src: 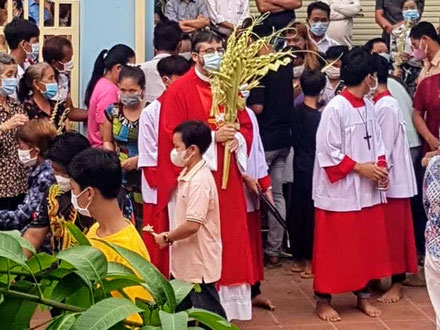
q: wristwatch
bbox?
[164,233,174,245]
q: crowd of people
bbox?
[0,0,440,327]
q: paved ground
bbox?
[234,263,437,330]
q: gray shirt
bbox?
[375,0,424,25]
[165,0,209,22]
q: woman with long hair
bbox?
[285,22,322,70]
[84,44,135,147]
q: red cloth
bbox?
[372,90,392,103]
[313,205,392,294]
[383,198,418,275]
[340,89,365,108]
[156,68,255,286]
[142,203,170,277]
[413,73,440,154]
[247,211,264,284]
[324,156,356,183]
[258,176,272,192]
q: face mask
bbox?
[378,52,391,62]
[403,9,420,22]
[58,60,74,74]
[55,175,71,192]
[120,93,142,107]
[310,22,329,37]
[170,148,192,167]
[71,188,92,217]
[18,149,37,167]
[0,78,18,96]
[25,42,39,62]
[42,82,58,100]
[293,65,304,78]
[326,66,340,80]
[366,75,378,97]
[203,52,223,72]
[412,40,427,61]
[179,52,192,61]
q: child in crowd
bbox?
[68,148,152,322]
[153,120,226,318]
[23,132,93,255]
[0,118,56,230]
[290,70,326,278]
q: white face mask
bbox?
[293,65,305,79]
[71,188,92,217]
[326,66,341,80]
[18,149,37,167]
[179,52,192,61]
[55,175,71,192]
[58,60,74,74]
[170,148,191,167]
[366,75,378,98]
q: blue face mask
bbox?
[0,78,18,96]
[310,22,329,37]
[26,42,39,62]
[402,9,420,22]
[42,82,58,100]
[203,52,223,72]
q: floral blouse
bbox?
[0,98,28,199]
[23,96,67,131]
[423,155,440,258]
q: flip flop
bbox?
[300,271,314,279]
[291,264,305,273]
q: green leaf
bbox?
[0,232,28,266]
[27,252,58,273]
[47,313,79,330]
[72,297,142,330]
[57,246,108,282]
[0,281,39,330]
[140,326,162,330]
[108,262,135,277]
[95,240,176,311]
[170,280,194,306]
[1,230,36,255]
[65,222,91,246]
[187,327,204,330]
[65,286,93,309]
[187,308,239,330]
[51,273,86,302]
[102,277,143,293]
[159,310,188,330]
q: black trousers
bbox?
[288,185,315,261]
[177,282,226,320]
[0,194,25,211]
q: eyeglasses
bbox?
[198,48,225,55]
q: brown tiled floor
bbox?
[234,263,437,330]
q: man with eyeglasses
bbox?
[155,30,255,321]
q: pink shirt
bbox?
[171,160,222,284]
[87,77,119,147]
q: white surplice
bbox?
[313,93,386,212]
[374,94,417,198]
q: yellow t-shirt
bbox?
[87,221,152,323]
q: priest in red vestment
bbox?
[156,31,255,321]
[312,48,392,322]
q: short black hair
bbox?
[4,18,39,50]
[68,149,122,200]
[173,120,212,155]
[118,66,146,90]
[191,30,223,52]
[300,70,326,96]
[364,37,387,53]
[326,45,349,61]
[341,47,375,87]
[47,132,91,170]
[154,20,182,52]
[307,1,330,19]
[43,36,72,64]
[372,54,389,85]
[409,21,440,43]
[157,55,191,78]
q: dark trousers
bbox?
[251,282,261,299]
[315,286,370,302]
[411,150,428,257]
[177,282,226,320]
[0,194,25,211]
[289,185,315,261]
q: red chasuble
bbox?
[156,68,255,286]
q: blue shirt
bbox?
[29,0,52,25]
[423,155,440,258]
[0,160,55,231]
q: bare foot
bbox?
[357,298,382,317]
[252,295,275,311]
[316,301,341,322]
[378,283,403,304]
